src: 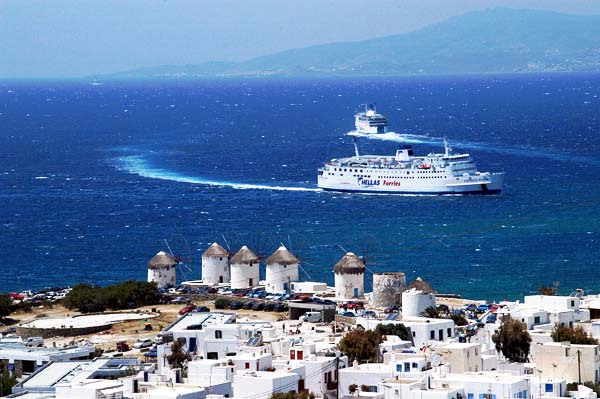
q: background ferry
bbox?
[355,104,388,134]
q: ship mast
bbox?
[444,137,452,157]
[353,137,360,158]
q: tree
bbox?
[338,329,381,363]
[167,338,191,369]
[62,284,106,313]
[419,306,441,318]
[63,281,160,313]
[492,318,531,362]
[538,286,556,296]
[0,362,17,396]
[214,298,230,309]
[0,294,12,319]
[374,323,410,341]
[450,313,468,326]
[552,325,598,345]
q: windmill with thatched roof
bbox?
[333,252,365,300]
[230,246,260,289]
[201,242,230,285]
[265,245,299,293]
[147,251,177,289]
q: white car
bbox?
[133,339,153,349]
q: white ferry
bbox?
[355,104,388,134]
[317,140,504,194]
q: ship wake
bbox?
[113,155,321,192]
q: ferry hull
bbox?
[318,173,504,195]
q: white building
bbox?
[201,243,230,286]
[55,379,125,399]
[333,252,365,299]
[434,372,530,399]
[531,341,600,383]
[265,246,299,294]
[230,246,260,289]
[355,317,455,349]
[434,343,482,373]
[232,369,303,399]
[158,312,242,363]
[147,251,177,289]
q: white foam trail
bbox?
[115,155,321,192]
[348,131,600,166]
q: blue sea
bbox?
[1,74,599,301]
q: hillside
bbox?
[107,8,600,78]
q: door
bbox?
[249,278,253,287]
[189,337,197,352]
[219,276,224,284]
[353,288,359,298]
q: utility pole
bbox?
[577,350,582,384]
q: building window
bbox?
[534,316,540,324]
[467,394,474,399]
[215,330,222,339]
[245,362,250,369]
[430,330,435,339]
[447,328,452,337]
[545,384,553,393]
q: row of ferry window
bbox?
[334,167,446,174]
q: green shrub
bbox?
[214,298,231,309]
[63,281,159,313]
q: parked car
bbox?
[299,312,321,323]
[171,296,189,304]
[476,304,490,313]
[133,339,153,349]
[206,287,218,294]
[263,303,276,312]
[116,341,130,352]
[273,303,288,312]
[339,311,355,317]
[229,301,243,310]
[195,306,210,312]
[360,310,377,318]
[178,304,196,315]
[486,314,497,324]
[243,301,254,310]
[25,336,44,347]
[252,302,264,311]
[384,305,400,314]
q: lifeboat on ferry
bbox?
[418,163,431,169]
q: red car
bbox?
[178,304,196,315]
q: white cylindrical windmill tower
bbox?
[333,252,365,300]
[201,242,230,285]
[265,245,299,293]
[230,246,260,289]
[147,251,177,289]
[402,277,436,318]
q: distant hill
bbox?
[106,8,600,79]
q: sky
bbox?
[2,0,600,78]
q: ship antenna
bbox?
[444,137,451,157]
[352,137,360,158]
